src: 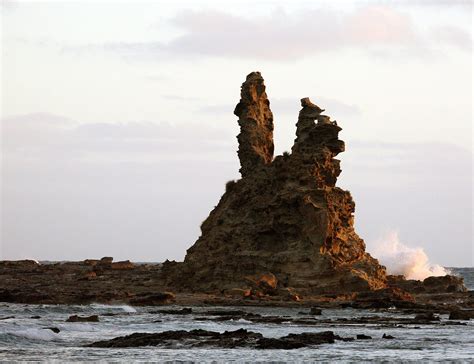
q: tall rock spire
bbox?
[164,73,387,296]
[234,72,274,177]
[292,97,345,187]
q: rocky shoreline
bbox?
[1,259,472,317]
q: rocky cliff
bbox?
[164,72,387,294]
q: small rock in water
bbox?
[382,333,395,339]
[256,338,305,350]
[66,315,99,322]
[309,307,322,315]
[448,310,473,320]
[153,307,192,315]
[414,312,439,321]
[30,315,41,319]
[44,327,60,334]
[356,334,372,340]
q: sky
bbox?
[0,0,472,267]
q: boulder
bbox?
[99,257,113,266]
[423,275,467,293]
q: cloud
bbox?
[2,113,472,265]
[0,0,19,11]
[198,97,362,119]
[2,113,236,163]
[431,25,473,49]
[72,5,471,61]
[1,112,240,261]
[161,94,201,102]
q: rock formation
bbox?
[164,72,387,294]
[234,72,274,177]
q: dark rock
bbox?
[87,329,263,349]
[100,257,113,264]
[153,308,192,315]
[383,333,395,339]
[423,275,467,293]
[354,287,415,308]
[448,310,473,320]
[87,328,341,350]
[310,307,322,315]
[30,316,41,319]
[44,327,60,333]
[356,334,372,340]
[129,292,175,306]
[66,315,99,322]
[256,338,305,349]
[414,312,439,321]
[282,331,338,345]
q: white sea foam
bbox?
[8,328,58,341]
[90,303,137,313]
[369,231,449,281]
[118,305,137,313]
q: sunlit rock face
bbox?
[166,72,387,294]
[234,72,274,178]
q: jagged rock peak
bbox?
[291,97,345,188]
[300,97,325,115]
[233,72,274,177]
[292,97,344,157]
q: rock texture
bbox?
[87,328,345,349]
[234,72,274,177]
[165,72,387,294]
[0,259,173,305]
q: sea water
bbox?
[0,267,473,362]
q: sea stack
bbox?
[234,71,274,177]
[165,72,387,294]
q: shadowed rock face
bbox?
[164,72,387,294]
[234,72,274,177]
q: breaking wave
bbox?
[369,231,449,281]
[90,303,137,313]
[2,328,58,342]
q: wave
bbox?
[90,304,137,313]
[369,231,449,281]
[1,328,58,342]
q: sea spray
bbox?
[369,231,449,280]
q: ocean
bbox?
[0,267,472,362]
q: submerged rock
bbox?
[66,315,99,322]
[153,308,192,315]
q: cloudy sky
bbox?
[1,0,472,266]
